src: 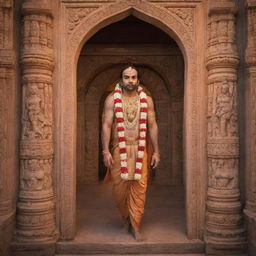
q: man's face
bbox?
[121,67,139,91]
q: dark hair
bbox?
[120,65,140,79]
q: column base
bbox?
[0,211,16,256]
[11,241,56,256]
[244,209,256,256]
[205,238,247,255]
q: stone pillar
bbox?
[0,0,18,255]
[14,0,57,250]
[244,1,256,255]
[205,0,247,254]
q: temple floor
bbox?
[76,184,187,243]
[55,184,204,255]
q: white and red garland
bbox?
[114,83,148,180]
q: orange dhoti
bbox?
[110,141,148,230]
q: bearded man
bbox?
[101,65,160,241]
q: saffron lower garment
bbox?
[110,142,148,230]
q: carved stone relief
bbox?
[208,158,238,190]
[23,14,53,52]
[165,7,194,33]
[66,7,99,35]
[207,14,237,57]
[15,1,57,243]
[205,1,246,254]
[207,79,238,138]
[20,159,52,191]
[22,83,52,140]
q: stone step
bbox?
[56,254,205,256]
[56,241,205,255]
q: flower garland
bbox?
[114,83,148,180]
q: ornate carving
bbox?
[206,212,242,226]
[22,83,52,140]
[17,210,54,226]
[215,83,234,136]
[208,158,238,190]
[23,14,53,51]
[207,140,239,157]
[16,5,57,242]
[66,7,98,35]
[205,2,246,253]
[61,0,199,239]
[207,14,237,59]
[20,140,53,158]
[206,56,239,70]
[20,159,52,191]
[207,79,238,138]
[165,7,194,33]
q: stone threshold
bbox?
[56,254,205,256]
[56,240,205,255]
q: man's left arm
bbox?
[147,96,160,169]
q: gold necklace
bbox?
[122,94,140,128]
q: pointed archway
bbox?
[56,0,206,241]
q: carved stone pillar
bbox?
[14,0,57,246]
[205,1,247,254]
[244,1,256,255]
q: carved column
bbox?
[244,1,256,255]
[205,1,247,254]
[15,0,57,244]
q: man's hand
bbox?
[103,151,114,168]
[151,153,160,169]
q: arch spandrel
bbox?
[65,1,196,63]
[58,0,204,240]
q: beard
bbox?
[120,81,139,92]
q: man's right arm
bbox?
[101,94,114,168]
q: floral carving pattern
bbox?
[67,7,98,35]
[166,7,194,33]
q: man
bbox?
[101,65,160,241]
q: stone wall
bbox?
[0,0,19,255]
[244,0,256,255]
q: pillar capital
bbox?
[247,0,256,8]
[208,0,238,16]
[21,0,53,16]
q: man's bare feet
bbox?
[129,225,144,241]
[121,218,130,233]
[134,230,144,242]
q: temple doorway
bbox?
[75,16,190,244]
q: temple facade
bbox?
[0,0,256,255]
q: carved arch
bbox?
[57,0,203,240]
